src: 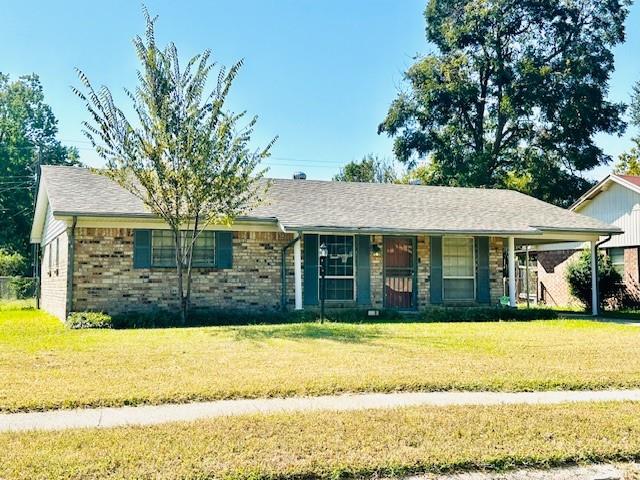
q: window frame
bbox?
[318,234,357,302]
[442,236,476,302]
[150,230,216,269]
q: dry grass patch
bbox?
[2,402,640,479]
[2,309,640,411]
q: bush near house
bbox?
[66,312,113,329]
[65,307,558,329]
[420,306,558,322]
[566,249,622,309]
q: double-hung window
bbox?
[443,237,475,301]
[151,230,216,268]
[609,247,625,277]
[320,235,355,301]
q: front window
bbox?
[151,230,216,268]
[320,235,355,301]
[609,247,625,277]
[443,237,475,301]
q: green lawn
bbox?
[2,401,640,479]
[2,308,640,412]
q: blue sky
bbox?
[1,0,639,181]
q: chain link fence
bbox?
[0,276,36,300]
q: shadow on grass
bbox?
[231,322,382,344]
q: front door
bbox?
[383,237,416,309]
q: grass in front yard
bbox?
[0,298,34,311]
[2,401,640,479]
[2,309,640,412]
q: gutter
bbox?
[52,211,279,224]
[65,216,77,318]
[281,235,300,311]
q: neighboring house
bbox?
[537,174,640,308]
[30,166,620,320]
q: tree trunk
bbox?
[184,215,199,324]
[174,228,186,326]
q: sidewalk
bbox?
[2,389,640,432]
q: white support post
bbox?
[294,233,302,310]
[591,239,598,316]
[508,236,516,307]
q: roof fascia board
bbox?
[68,215,281,232]
[29,179,48,244]
[282,226,542,236]
[282,226,611,242]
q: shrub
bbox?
[66,312,113,329]
[0,249,26,277]
[419,306,558,323]
[565,248,621,310]
[109,308,405,329]
[8,277,36,299]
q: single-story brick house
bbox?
[31,166,620,320]
[537,174,640,307]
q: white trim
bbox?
[442,236,476,302]
[591,240,598,315]
[293,233,302,310]
[508,236,516,307]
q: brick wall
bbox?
[621,247,640,304]
[537,249,582,307]
[536,247,640,309]
[417,235,430,307]
[489,237,504,305]
[40,231,69,319]
[72,228,296,315]
[370,235,384,308]
[61,229,508,316]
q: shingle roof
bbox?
[40,165,620,236]
[617,174,640,187]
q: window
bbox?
[443,237,475,301]
[320,235,355,301]
[609,247,625,277]
[151,230,216,268]
[152,230,176,267]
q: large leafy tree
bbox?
[333,154,398,183]
[74,10,273,322]
[379,0,629,207]
[0,74,79,259]
[614,81,640,176]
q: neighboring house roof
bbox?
[571,174,640,211]
[31,165,620,242]
[616,175,640,188]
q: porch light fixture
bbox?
[371,243,382,257]
[319,243,328,323]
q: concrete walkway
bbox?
[2,389,640,432]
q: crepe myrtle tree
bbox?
[73,9,275,323]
